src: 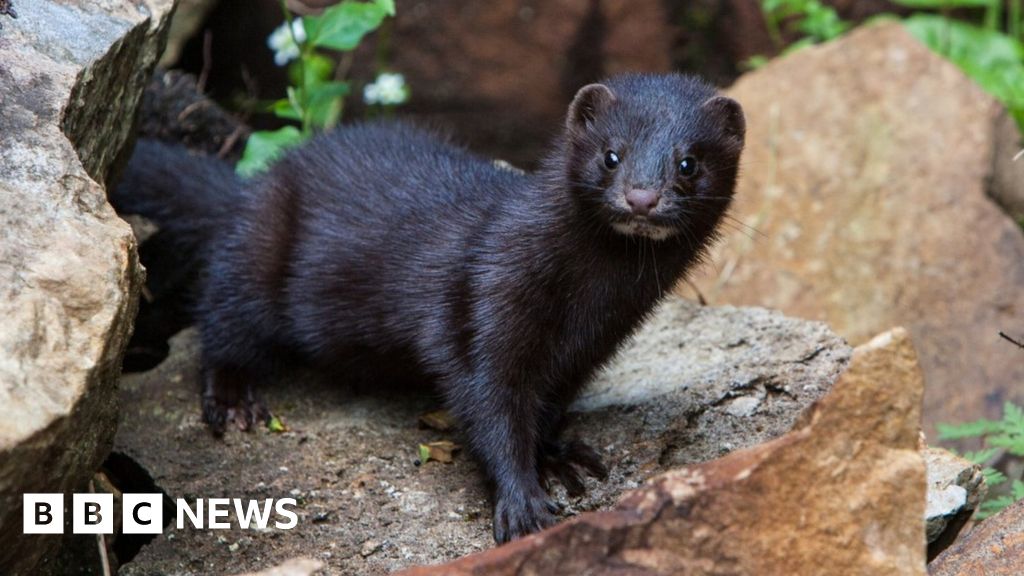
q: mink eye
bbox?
[678,156,699,177]
[604,150,620,170]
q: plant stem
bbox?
[279,0,311,133]
[984,0,1001,31]
[1011,0,1022,40]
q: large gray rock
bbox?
[684,23,1024,435]
[924,447,985,558]
[0,1,174,574]
[117,297,849,575]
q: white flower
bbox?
[267,19,306,67]
[363,72,409,106]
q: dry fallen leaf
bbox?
[418,440,460,464]
[418,410,456,431]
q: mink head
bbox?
[562,73,745,242]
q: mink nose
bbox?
[625,189,660,216]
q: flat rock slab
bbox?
[0,1,172,574]
[116,297,849,575]
[684,22,1024,434]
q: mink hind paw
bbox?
[199,391,270,432]
[492,486,560,544]
[200,370,271,436]
[201,393,271,436]
[539,439,609,497]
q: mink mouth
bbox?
[609,217,678,241]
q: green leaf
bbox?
[892,0,995,7]
[982,466,1008,488]
[1005,402,1024,426]
[978,495,1015,518]
[376,0,396,16]
[780,36,818,57]
[304,0,390,52]
[236,126,305,177]
[299,53,335,89]
[271,98,302,121]
[903,13,1024,62]
[797,3,849,40]
[303,81,351,130]
[267,415,287,433]
[901,12,1024,117]
[936,418,1004,440]
[988,433,1024,456]
[1013,479,1024,500]
[962,447,1000,465]
[743,55,771,70]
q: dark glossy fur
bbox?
[111,73,745,543]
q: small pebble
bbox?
[360,539,382,557]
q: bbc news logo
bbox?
[24,494,298,534]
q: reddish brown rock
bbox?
[399,328,927,576]
[929,498,1024,575]
[683,23,1024,434]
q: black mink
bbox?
[111,73,746,543]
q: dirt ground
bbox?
[107,298,848,575]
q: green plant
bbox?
[938,401,1024,518]
[761,0,851,53]
[237,0,404,177]
[899,7,1024,129]
[745,0,852,69]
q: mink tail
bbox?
[109,139,246,367]
[110,138,246,252]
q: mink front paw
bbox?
[492,486,559,544]
[539,439,609,497]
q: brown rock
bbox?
[0,0,173,574]
[929,498,1024,575]
[399,328,927,575]
[683,23,1024,434]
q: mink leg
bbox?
[200,365,270,436]
[448,371,557,543]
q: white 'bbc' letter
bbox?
[123,493,165,534]
[73,493,114,534]
[23,494,64,534]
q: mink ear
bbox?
[701,96,746,144]
[567,83,616,134]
